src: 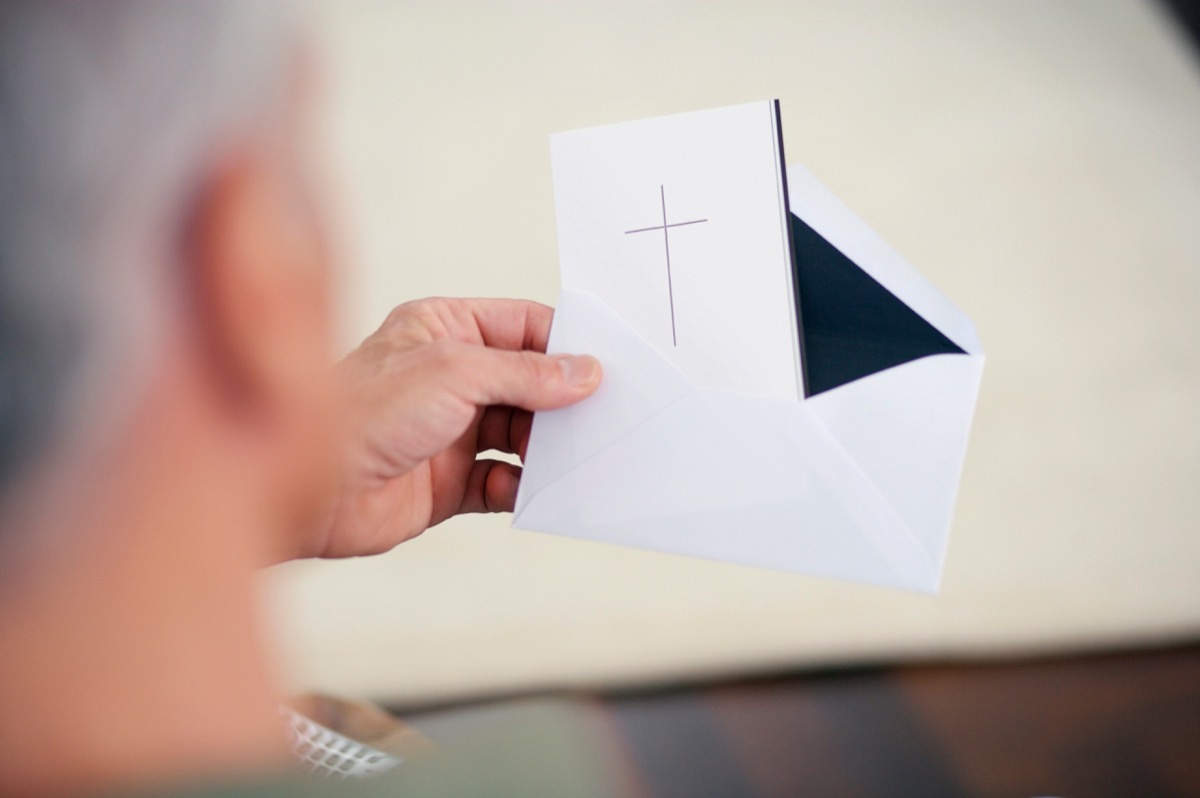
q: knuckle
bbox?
[518,351,559,386]
[422,339,461,371]
[383,303,407,327]
[384,298,449,340]
[384,299,422,327]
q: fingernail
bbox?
[557,354,599,387]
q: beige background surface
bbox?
[265,1,1200,706]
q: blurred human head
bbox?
[0,1,338,560]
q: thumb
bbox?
[441,343,602,411]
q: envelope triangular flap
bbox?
[517,388,939,591]
[792,212,965,396]
[787,165,982,358]
[806,353,984,568]
[513,289,693,510]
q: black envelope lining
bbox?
[790,213,966,397]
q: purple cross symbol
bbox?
[625,185,707,346]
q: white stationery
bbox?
[514,101,984,592]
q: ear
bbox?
[187,146,331,417]
[183,142,339,525]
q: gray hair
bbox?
[0,2,295,501]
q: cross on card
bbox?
[624,185,707,347]
[549,100,804,400]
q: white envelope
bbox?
[514,162,984,593]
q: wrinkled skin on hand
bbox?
[304,298,601,559]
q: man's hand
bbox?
[302,298,600,559]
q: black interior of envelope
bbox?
[791,213,966,397]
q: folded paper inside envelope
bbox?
[514,105,983,592]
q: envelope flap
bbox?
[791,210,967,396]
[787,164,982,356]
[808,352,985,566]
[514,288,694,513]
[517,389,939,591]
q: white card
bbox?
[516,159,984,591]
[550,100,803,400]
